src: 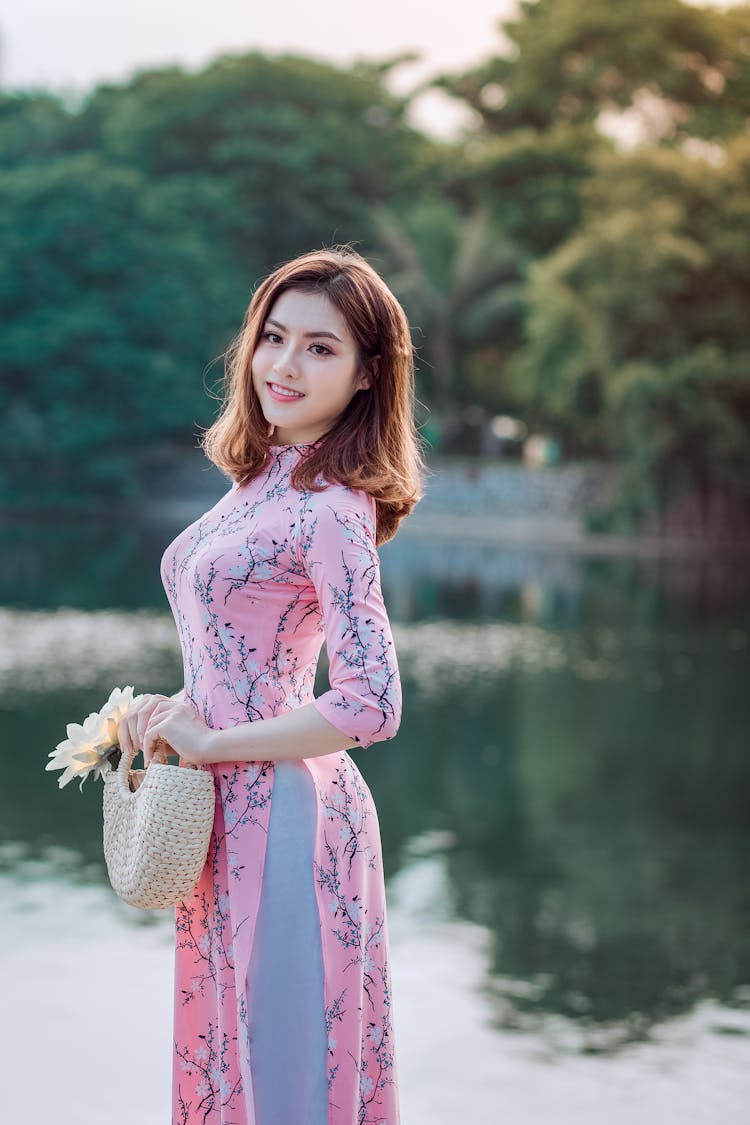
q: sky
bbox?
[0,0,520,139]
[0,0,742,140]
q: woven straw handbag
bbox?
[102,740,215,910]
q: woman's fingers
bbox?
[141,702,178,766]
[118,694,171,761]
[137,698,173,747]
[142,719,173,768]
[144,738,170,768]
[119,696,150,758]
[117,706,138,756]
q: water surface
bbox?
[1,515,748,1122]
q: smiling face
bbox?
[251,288,372,445]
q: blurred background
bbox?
[1,1,749,1122]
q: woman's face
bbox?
[251,288,371,445]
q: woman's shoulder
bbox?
[305,477,375,515]
[301,480,377,544]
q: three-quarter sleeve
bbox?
[299,490,402,749]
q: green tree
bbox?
[371,198,526,434]
[450,123,604,259]
[73,52,439,269]
[429,0,750,142]
[0,91,73,167]
[0,53,441,507]
[0,153,243,507]
[510,139,750,529]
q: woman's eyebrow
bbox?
[266,317,342,342]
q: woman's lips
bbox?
[267,381,305,402]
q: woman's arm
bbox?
[187,493,402,767]
[206,702,359,763]
[204,497,402,765]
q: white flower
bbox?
[45,685,145,792]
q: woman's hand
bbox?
[118,693,177,766]
[142,698,215,768]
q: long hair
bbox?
[200,244,429,545]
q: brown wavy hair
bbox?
[200,244,429,545]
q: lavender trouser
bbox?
[245,759,328,1125]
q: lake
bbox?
[1,512,749,1124]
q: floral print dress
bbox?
[159,439,402,1125]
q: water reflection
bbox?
[1,517,748,1083]
[6,839,747,1124]
[3,514,750,615]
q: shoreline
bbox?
[2,498,750,557]
[391,512,750,557]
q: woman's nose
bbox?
[272,342,301,375]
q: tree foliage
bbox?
[371,197,526,422]
[509,138,750,527]
[1,2,749,534]
[427,0,750,530]
[0,152,244,504]
[431,0,750,142]
[0,53,438,507]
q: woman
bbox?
[117,245,426,1125]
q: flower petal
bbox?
[71,749,99,766]
[58,764,78,788]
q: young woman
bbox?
[118,245,426,1125]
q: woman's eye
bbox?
[261,331,331,356]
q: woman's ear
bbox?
[359,354,380,391]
